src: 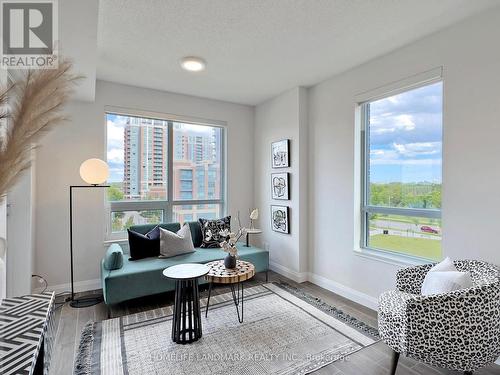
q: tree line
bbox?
[369,182,441,209]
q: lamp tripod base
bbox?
[69,295,103,308]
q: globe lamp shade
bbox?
[79,158,109,185]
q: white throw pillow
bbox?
[427,257,457,273]
[159,225,195,258]
[421,258,473,296]
[421,271,473,296]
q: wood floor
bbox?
[51,271,500,375]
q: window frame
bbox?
[104,107,226,239]
[358,71,443,262]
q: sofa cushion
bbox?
[128,229,160,260]
[145,225,161,241]
[159,225,195,258]
[130,223,180,236]
[103,244,123,270]
[130,222,202,247]
[186,221,203,247]
[199,216,231,248]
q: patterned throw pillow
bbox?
[199,216,231,248]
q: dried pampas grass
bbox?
[0,59,78,201]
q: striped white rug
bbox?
[74,283,378,375]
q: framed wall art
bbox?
[271,139,289,168]
[271,172,289,200]
[271,205,289,234]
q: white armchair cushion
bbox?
[421,270,473,296]
[428,256,456,272]
[421,257,473,295]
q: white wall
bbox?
[0,199,6,300]
[35,80,254,291]
[0,200,5,240]
[6,167,35,296]
[254,87,308,281]
[305,8,500,307]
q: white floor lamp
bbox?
[69,158,109,308]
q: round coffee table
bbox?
[163,263,209,344]
[204,260,255,323]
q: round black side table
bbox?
[163,263,209,344]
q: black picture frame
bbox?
[271,205,289,234]
[271,139,290,168]
[271,172,289,200]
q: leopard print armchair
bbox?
[378,260,500,374]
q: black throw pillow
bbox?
[199,216,231,248]
[145,225,160,241]
[128,227,160,260]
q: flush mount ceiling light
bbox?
[180,56,206,72]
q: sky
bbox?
[107,114,126,183]
[368,81,443,183]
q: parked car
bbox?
[421,225,439,234]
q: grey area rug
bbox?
[74,283,379,375]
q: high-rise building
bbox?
[123,117,168,200]
[122,120,221,214]
[172,123,221,202]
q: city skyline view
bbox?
[106,113,223,230]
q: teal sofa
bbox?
[100,222,269,306]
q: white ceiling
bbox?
[60,0,99,101]
[96,0,499,106]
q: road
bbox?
[370,219,441,240]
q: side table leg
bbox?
[172,280,181,342]
[187,280,193,343]
[181,280,187,343]
[193,279,202,338]
[230,283,240,306]
[205,282,212,318]
[240,282,244,322]
[230,282,245,323]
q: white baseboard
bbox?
[269,261,308,283]
[269,260,378,311]
[33,278,101,295]
[308,273,378,311]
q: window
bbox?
[106,112,224,234]
[360,80,443,261]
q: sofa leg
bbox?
[266,270,269,283]
[107,306,112,319]
[389,350,399,375]
[464,372,473,375]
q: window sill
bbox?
[104,238,128,246]
[354,247,431,268]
